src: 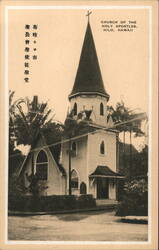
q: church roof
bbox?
[18,131,66,177]
[89,166,124,178]
[69,21,109,100]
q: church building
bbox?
[18,17,123,200]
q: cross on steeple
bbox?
[69,11,110,101]
[86,10,92,22]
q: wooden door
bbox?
[97,178,109,199]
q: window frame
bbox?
[36,150,48,180]
[71,169,79,189]
[100,102,104,116]
[100,141,105,155]
[73,102,77,116]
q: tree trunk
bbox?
[130,129,132,172]
[123,131,125,169]
[68,138,72,195]
[31,153,34,175]
[123,131,125,153]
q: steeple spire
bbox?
[69,15,109,101]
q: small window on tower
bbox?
[100,103,104,116]
[74,103,77,115]
[100,141,105,155]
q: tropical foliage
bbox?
[9,91,63,194]
[63,108,95,138]
[116,179,148,216]
[9,92,148,214]
[10,93,54,146]
[119,144,148,178]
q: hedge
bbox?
[8,194,96,212]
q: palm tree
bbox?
[9,91,25,179]
[107,101,147,169]
[9,90,18,149]
[12,95,54,145]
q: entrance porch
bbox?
[89,165,124,200]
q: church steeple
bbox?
[69,18,109,101]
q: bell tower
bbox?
[68,14,110,127]
[62,13,119,198]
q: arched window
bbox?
[71,169,79,188]
[72,141,77,156]
[100,141,105,154]
[36,150,48,180]
[74,102,77,116]
[80,182,87,194]
[100,102,104,116]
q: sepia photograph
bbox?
[0,1,158,248]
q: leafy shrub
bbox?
[8,194,96,212]
[77,195,96,209]
[116,179,148,216]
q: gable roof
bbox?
[89,165,124,178]
[18,131,66,177]
[69,21,109,100]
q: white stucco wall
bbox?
[61,129,117,199]
[88,130,117,175]
[61,136,88,194]
[89,179,96,197]
[70,95,108,127]
[109,180,116,200]
[23,136,66,196]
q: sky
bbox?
[8,7,149,150]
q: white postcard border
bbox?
[4,4,152,246]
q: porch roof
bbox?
[89,166,124,178]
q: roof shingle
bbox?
[90,165,124,178]
[69,22,109,100]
